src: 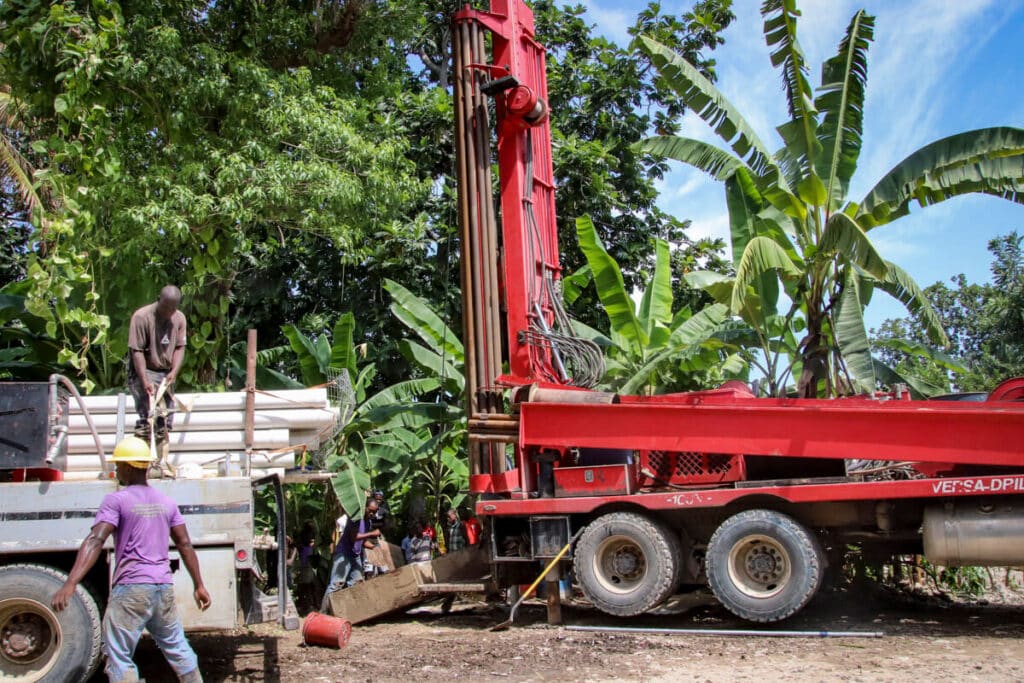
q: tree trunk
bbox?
[797,293,829,398]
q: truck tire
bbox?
[0,564,103,683]
[706,509,824,623]
[574,512,681,616]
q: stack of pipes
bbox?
[59,388,339,480]
[453,15,508,477]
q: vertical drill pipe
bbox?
[467,21,490,412]
[472,25,503,477]
[244,329,257,476]
[468,21,498,472]
[454,19,482,476]
[475,26,502,411]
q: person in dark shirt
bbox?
[127,285,186,476]
[321,500,381,610]
[370,490,390,532]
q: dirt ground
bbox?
[124,586,1024,683]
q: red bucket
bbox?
[302,612,352,649]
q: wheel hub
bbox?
[747,545,784,580]
[2,613,51,663]
[611,548,642,577]
[593,535,649,593]
[727,534,792,599]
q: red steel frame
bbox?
[455,0,562,386]
[456,0,1024,518]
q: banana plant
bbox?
[638,2,1024,397]
[572,215,737,394]
[327,283,468,518]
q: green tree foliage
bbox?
[2,0,737,400]
[1,0,429,389]
[639,3,1024,397]
[874,232,1024,392]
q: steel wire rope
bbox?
[520,129,604,387]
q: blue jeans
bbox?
[103,583,200,683]
[320,553,363,611]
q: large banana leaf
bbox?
[281,323,326,385]
[858,127,1024,227]
[833,268,874,393]
[872,359,946,399]
[570,319,613,348]
[762,0,820,179]
[357,377,442,414]
[684,270,734,305]
[619,304,730,395]
[637,36,777,179]
[725,168,766,268]
[329,312,357,378]
[875,261,948,346]
[398,339,465,393]
[576,215,647,350]
[731,236,800,314]
[331,459,372,518]
[638,238,673,338]
[819,213,888,279]
[814,10,873,211]
[639,136,747,181]
[873,337,967,374]
[384,279,464,361]
[561,265,592,306]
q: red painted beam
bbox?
[519,400,1024,467]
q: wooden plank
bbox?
[328,546,488,625]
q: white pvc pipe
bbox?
[67,429,291,454]
[59,466,291,481]
[288,428,333,449]
[61,450,297,472]
[67,407,338,434]
[68,388,330,414]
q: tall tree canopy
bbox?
[874,232,1024,393]
[1,0,734,393]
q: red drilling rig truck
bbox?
[451,0,1024,623]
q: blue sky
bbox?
[575,0,1024,329]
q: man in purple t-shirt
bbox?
[52,437,210,682]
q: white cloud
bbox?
[576,0,633,47]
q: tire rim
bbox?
[592,534,648,594]
[0,598,62,680]
[726,534,791,599]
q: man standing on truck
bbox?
[51,436,211,683]
[128,285,187,474]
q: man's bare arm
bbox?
[171,524,210,610]
[167,345,185,384]
[131,350,153,394]
[52,522,115,611]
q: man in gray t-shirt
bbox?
[127,285,186,451]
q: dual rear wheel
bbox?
[573,509,824,622]
[0,564,102,683]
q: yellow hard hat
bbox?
[111,436,155,468]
